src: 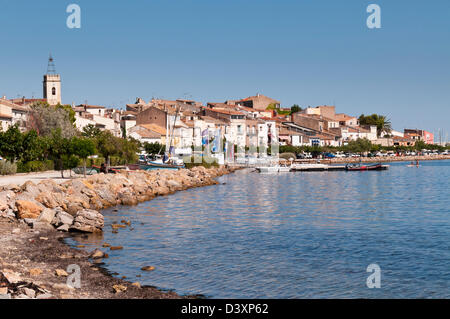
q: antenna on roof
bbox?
[47,53,56,74]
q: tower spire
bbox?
[47,53,56,74]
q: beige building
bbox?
[304,105,336,119]
[0,103,12,131]
[0,97,31,131]
[229,94,281,111]
[43,74,61,106]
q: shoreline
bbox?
[0,166,237,299]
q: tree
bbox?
[94,131,120,166]
[29,101,77,138]
[20,129,46,162]
[290,104,302,114]
[414,140,427,151]
[346,138,372,155]
[70,137,96,177]
[118,137,140,164]
[358,114,392,137]
[144,142,165,155]
[0,124,24,161]
[82,124,102,138]
[48,129,71,178]
[55,103,76,124]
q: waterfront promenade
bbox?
[0,171,69,187]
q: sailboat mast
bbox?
[168,105,180,154]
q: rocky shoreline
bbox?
[0,166,236,299]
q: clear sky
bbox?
[1,0,449,139]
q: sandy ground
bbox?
[0,170,81,187]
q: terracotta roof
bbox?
[0,99,30,112]
[206,108,244,116]
[238,94,280,103]
[132,127,161,139]
[279,127,303,136]
[9,98,46,106]
[333,113,356,121]
[140,124,167,135]
[393,136,415,141]
[0,113,12,119]
[295,113,336,122]
[198,116,229,125]
[77,104,106,109]
[236,105,260,113]
[311,133,335,140]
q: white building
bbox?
[340,125,377,142]
[128,125,162,144]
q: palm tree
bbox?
[377,115,392,137]
[359,114,392,137]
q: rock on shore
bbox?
[0,166,235,234]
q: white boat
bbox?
[256,165,291,173]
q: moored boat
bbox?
[345,163,388,171]
[140,161,184,170]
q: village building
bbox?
[128,124,164,144]
[73,104,121,137]
[0,97,30,131]
[404,129,434,144]
[0,102,13,131]
[227,94,281,111]
[203,107,247,148]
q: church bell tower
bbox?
[43,54,61,105]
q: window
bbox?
[52,87,56,95]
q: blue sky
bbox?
[0,0,449,138]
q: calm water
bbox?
[70,160,450,298]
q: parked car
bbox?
[387,152,396,157]
[323,152,335,158]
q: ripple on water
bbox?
[68,161,450,298]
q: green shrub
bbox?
[110,156,126,166]
[0,160,17,175]
[17,160,54,173]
